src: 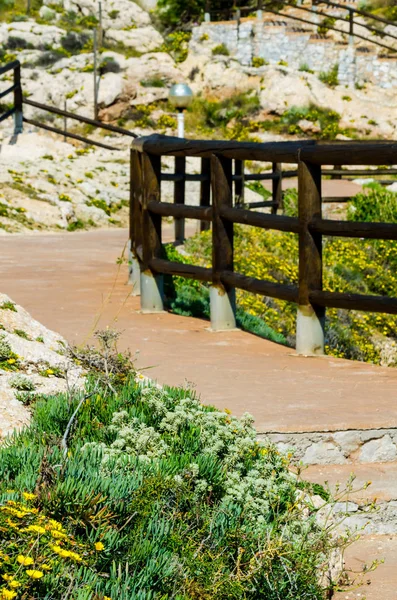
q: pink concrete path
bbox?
[1,228,397,435]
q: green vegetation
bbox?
[0,338,352,599]
[212,43,230,56]
[1,300,17,312]
[165,184,397,365]
[299,63,314,74]
[319,64,339,87]
[252,56,267,68]
[161,31,191,63]
[13,329,31,340]
[0,334,20,371]
[140,76,167,88]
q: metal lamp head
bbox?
[169,83,193,110]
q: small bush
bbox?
[161,31,191,63]
[99,56,120,74]
[278,59,288,66]
[299,63,314,74]
[252,56,267,67]
[61,31,89,53]
[157,114,177,129]
[140,76,167,88]
[212,43,229,56]
[319,64,339,87]
[1,300,17,312]
[9,374,36,391]
[0,334,20,371]
[347,182,397,223]
[14,329,30,340]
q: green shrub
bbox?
[180,185,397,364]
[347,182,397,223]
[161,31,191,63]
[319,64,339,87]
[9,374,36,391]
[252,56,267,67]
[140,76,167,88]
[0,376,347,599]
[212,43,229,56]
[61,31,89,53]
[299,63,314,74]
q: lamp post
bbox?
[169,83,193,138]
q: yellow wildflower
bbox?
[51,529,67,539]
[26,525,46,534]
[26,570,43,579]
[0,590,17,599]
[48,519,64,531]
[68,551,82,562]
[7,359,16,364]
[8,581,21,589]
[17,555,34,566]
[95,541,104,552]
[22,492,36,501]
[41,564,51,571]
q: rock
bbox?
[39,5,57,21]
[97,72,123,107]
[302,441,347,465]
[3,21,64,49]
[63,0,151,28]
[0,293,84,439]
[359,435,397,463]
[125,52,181,84]
[298,119,321,134]
[105,26,163,52]
[332,430,362,456]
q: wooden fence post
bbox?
[200,157,211,232]
[140,151,164,312]
[296,160,324,355]
[234,159,244,207]
[13,63,23,135]
[174,155,186,243]
[129,149,143,295]
[210,154,236,330]
[271,162,282,213]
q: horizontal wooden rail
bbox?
[132,135,315,163]
[0,60,20,75]
[148,201,213,221]
[149,258,213,282]
[300,143,397,165]
[310,217,397,240]
[245,200,276,209]
[0,84,17,100]
[24,98,138,138]
[221,271,299,303]
[23,117,119,151]
[0,107,15,123]
[161,173,209,182]
[310,290,397,314]
[324,169,397,177]
[219,205,301,233]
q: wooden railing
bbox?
[129,135,397,355]
[205,0,397,55]
[0,60,138,150]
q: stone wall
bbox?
[191,20,397,88]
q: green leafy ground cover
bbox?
[0,368,350,599]
[166,184,397,365]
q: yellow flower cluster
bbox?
[187,226,397,364]
[0,492,99,599]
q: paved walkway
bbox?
[1,228,397,595]
[1,228,397,434]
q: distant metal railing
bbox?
[204,0,397,54]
